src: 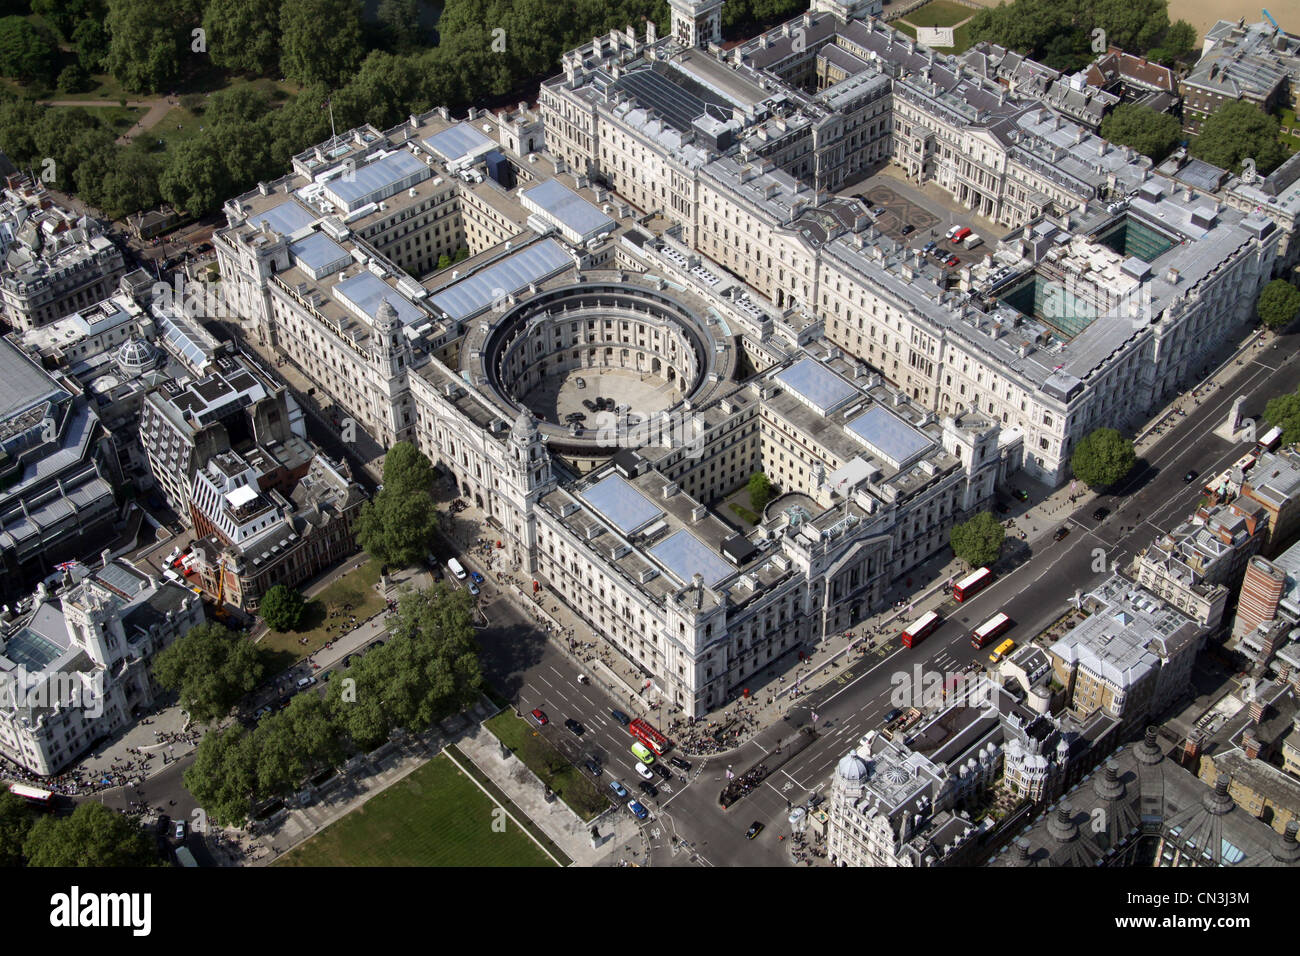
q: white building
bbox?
[0,557,204,776]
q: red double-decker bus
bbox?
[629,718,669,756]
[953,567,993,602]
[969,612,1012,649]
[8,783,54,810]
[901,610,941,648]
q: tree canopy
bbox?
[186,585,482,826]
[949,512,1005,568]
[259,583,306,631]
[0,791,35,867]
[353,442,441,568]
[1256,279,1300,331]
[1100,104,1182,163]
[967,0,1178,68]
[203,0,283,76]
[748,472,774,512]
[1070,427,1136,489]
[105,0,205,94]
[1190,100,1288,177]
[23,802,159,867]
[0,16,59,83]
[1264,387,1300,447]
[151,621,267,724]
[279,0,365,88]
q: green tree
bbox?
[1101,103,1182,162]
[747,471,773,512]
[353,442,440,568]
[99,147,163,219]
[1256,279,1300,331]
[279,0,365,88]
[158,135,233,216]
[949,511,1005,568]
[105,0,204,94]
[24,802,158,866]
[377,0,423,52]
[32,0,106,40]
[0,16,59,83]
[72,19,111,72]
[252,696,341,798]
[259,583,306,631]
[1071,427,1136,488]
[205,85,272,127]
[203,0,282,76]
[0,791,35,866]
[1190,100,1288,177]
[57,63,92,94]
[1264,387,1300,446]
[151,621,266,724]
[184,724,259,827]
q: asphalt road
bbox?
[620,333,1300,863]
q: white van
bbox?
[962,233,983,249]
[447,557,467,580]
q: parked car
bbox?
[634,762,654,780]
[638,780,659,798]
[584,758,603,777]
[1183,470,1199,483]
[669,756,691,771]
[175,821,187,841]
[295,676,316,689]
[1053,526,1070,541]
[575,377,586,389]
[254,705,272,721]
[470,571,484,585]
[901,224,915,235]
[627,800,649,820]
[883,707,902,724]
[530,708,548,726]
[564,718,585,736]
[922,241,937,253]
[610,709,631,727]
[995,499,1010,514]
[945,224,962,240]
[609,780,629,799]
[467,580,480,596]
[745,821,764,840]
[1093,506,1110,521]
[653,762,672,781]
[1013,489,1030,502]
[944,255,961,268]
[582,399,597,412]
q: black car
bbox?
[582,399,597,412]
[1013,489,1030,502]
[1093,506,1110,521]
[1053,526,1070,541]
[995,499,1011,514]
[564,718,585,736]
[638,780,659,798]
[652,762,672,781]
[610,709,631,727]
[745,821,764,840]
[668,756,691,771]
[342,655,353,668]
[584,758,603,777]
[900,224,915,235]
[1183,469,1199,483]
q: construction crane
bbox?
[1263,9,1279,30]
[213,555,228,618]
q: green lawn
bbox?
[1278,107,1299,156]
[729,502,761,525]
[903,0,978,28]
[257,558,386,662]
[274,753,558,867]
[485,711,610,821]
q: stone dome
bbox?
[836,753,869,783]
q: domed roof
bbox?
[511,408,538,441]
[115,337,156,374]
[836,753,868,782]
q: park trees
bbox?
[1256,279,1300,331]
[949,512,1005,568]
[1071,427,1136,489]
[151,622,266,724]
